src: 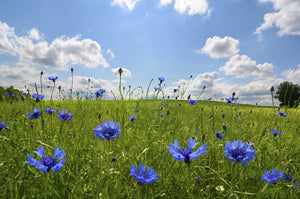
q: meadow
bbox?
[0,95,299,198]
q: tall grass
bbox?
[0,98,299,198]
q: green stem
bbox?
[44,173,48,199]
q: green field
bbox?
[0,99,299,198]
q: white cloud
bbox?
[111,67,132,77]
[282,65,300,84]
[70,75,116,92]
[160,0,211,16]
[199,36,240,59]
[255,0,300,36]
[220,54,273,79]
[28,28,42,40]
[190,71,218,92]
[160,0,172,6]
[111,0,141,11]
[0,65,40,83]
[0,20,109,70]
[0,21,17,55]
[106,49,115,59]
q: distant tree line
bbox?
[0,86,27,101]
[275,81,300,108]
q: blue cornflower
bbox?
[4,93,9,96]
[215,132,223,140]
[224,140,256,166]
[130,164,159,184]
[95,89,105,97]
[48,76,58,82]
[45,107,56,114]
[196,178,201,182]
[95,90,102,97]
[32,94,44,100]
[283,172,294,182]
[128,115,137,123]
[94,120,121,141]
[188,99,197,105]
[167,138,207,164]
[294,183,297,190]
[154,87,159,91]
[58,110,73,121]
[158,113,166,117]
[271,129,282,136]
[226,98,232,104]
[278,111,287,117]
[28,107,42,119]
[11,93,15,97]
[0,121,9,131]
[195,129,199,133]
[262,169,283,184]
[174,88,178,92]
[26,146,66,173]
[158,77,165,82]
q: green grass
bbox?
[0,99,299,198]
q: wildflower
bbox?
[196,178,201,182]
[0,121,9,131]
[216,185,224,191]
[45,107,56,114]
[167,138,207,164]
[154,87,159,91]
[130,164,158,184]
[195,129,199,133]
[226,98,232,104]
[58,110,73,121]
[28,107,42,119]
[271,129,282,136]
[11,93,15,97]
[283,172,294,182]
[48,76,58,82]
[94,120,121,141]
[188,99,197,105]
[95,89,106,97]
[278,111,287,117]
[158,113,166,117]
[224,140,256,166]
[112,157,117,162]
[158,77,164,83]
[174,88,178,92]
[4,93,9,96]
[262,169,283,184]
[215,132,223,140]
[294,183,297,190]
[128,115,137,123]
[32,94,44,100]
[26,146,66,173]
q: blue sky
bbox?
[0,0,299,105]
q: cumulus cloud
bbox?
[282,65,300,84]
[160,0,172,6]
[160,0,211,16]
[198,36,240,59]
[70,75,116,92]
[255,0,300,36]
[111,0,141,11]
[106,49,115,59]
[190,71,218,92]
[111,67,132,77]
[0,20,109,70]
[0,65,40,83]
[219,54,273,79]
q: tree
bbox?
[275,81,300,107]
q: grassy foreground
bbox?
[0,99,299,198]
